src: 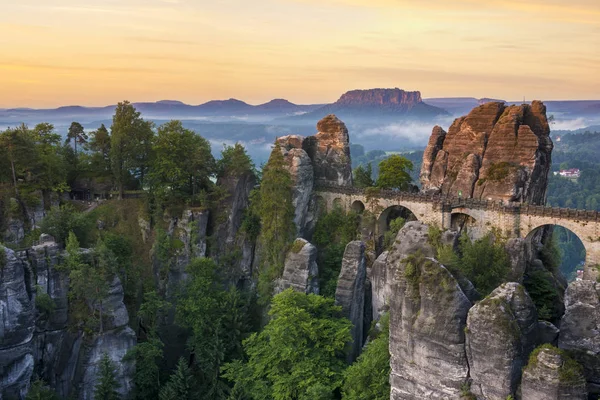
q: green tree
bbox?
[110,101,154,199]
[342,314,390,400]
[26,379,60,400]
[125,338,164,400]
[176,258,249,398]
[376,155,413,190]
[458,233,510,296]
[159,357,197,400]
[94,352,121,400]
[87,124,112,177]
[66,121,87,154]
[353,163,374,188]
[217,143,255,178]
[256,144,295,303]
[222,289,352,400]
[149,120,214,206]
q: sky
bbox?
[1,0,599,108]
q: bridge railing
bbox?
[314,184,600,221]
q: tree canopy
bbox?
[376,154,413,190]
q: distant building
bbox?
[558,168,581,179]
[555,136,561,142]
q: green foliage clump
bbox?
[222,289,352,400]
[383,217,405,250]
[341,313,390,400]
[0,246,5,271]
[217,143,255,179]
[148,120,215,208]
[35,285,56,316]
[176,258,250,397]
[457,233,510,296]
[125,338,164,400]
[94,353,121,400]
[159,357,196,400]
[25,379,60,400]
[40,204,94,246]
[313,208,360,297]
[524,269,561,321]
[290,239,306,253]
[539,232,562,273]
[428,225,443,248]
[526,344,585,385]
[256,145,295,304]
[353,163,375,188]
[376,155,413,190]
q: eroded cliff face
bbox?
[277,238,319,295]
[420,101,552,204]
[386,222,471,400]
[521,346,587,400]
[302,114,353,188]
[558,280,600,396]
[0,246,35,399]
[272,114,353,238]
[466,282,538,400]
[335,241,367,363]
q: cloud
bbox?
[356,118,455,147]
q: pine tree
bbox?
[159,357,196,400]
[94,353,121,400]
[256,144,295,302]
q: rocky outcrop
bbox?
[369,251,390,321]
[420,101,552,204]
[558,280,600,396]
[521,345,587,400]
[278,239,319,294]
[388,222,471,399]
[79,327,136,400]
[303,115,353,188]
[0,246,35,399]
[275,139,315,237]
[336,88,424,109]
[466,282,538,400]
[335,241,367,363]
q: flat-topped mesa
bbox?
[420,101,553,204]
[336,88,423,109]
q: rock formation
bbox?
[387,222,471,399]
[335,240,367,363]
[0,246,35,399]
[420,101,552,204]
[558,280,600,396]
[275,138,315,237]
[277,238,319,294]
[212,171,256,283]
[521,345,587,400]
[466,282,538,400]
[303,115,353,188]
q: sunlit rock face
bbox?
[302,114,353,188]
[277,238,319,295]
[420,101,552,204]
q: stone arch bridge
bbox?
[314,185,600,281]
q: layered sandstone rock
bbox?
[466,282,538,400]
[303,114,353,187]
[388,222,471,399]
[278,238,319,294]
[558,280,600,395]
[335,241,367,363]
[521,345,587,400]
[0,246,35,399]
[275,140,314,237]
[420,101,552,204]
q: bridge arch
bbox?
[351,200,365,214]
[332,198,343,210]
[524,223,587,281]
[376,204,418,250]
